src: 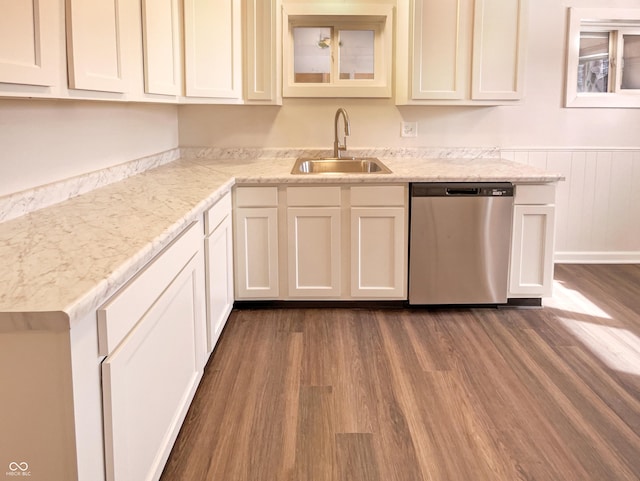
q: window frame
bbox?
[566,8,640,108]
[282,4,393,98]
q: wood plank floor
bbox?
[161,264,640,481]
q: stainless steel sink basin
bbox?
[291,157,392,174]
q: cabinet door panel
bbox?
[66,0,127,92]
[287,207,341,297]
[102,253,204,481]
[205,215,234,354]
[412,0,467,99]
[509,204,555,297]
[184,0,241,98]
[142,0,180,95]
[235,207,279,298]
[472,0,526,99]
[351,207,406,298]
[0,0,57,86]
[245,0,281,103]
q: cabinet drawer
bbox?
[351,185,406,206]
[514,184,556,205]
[98,220,202,356]
[235,186,278,207]
[205,191,232,235]
[287,186,341,206]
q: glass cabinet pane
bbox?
[621,34,640,89]
[577,31,610,92]
[293,27,331,83]
[338,30,374,80]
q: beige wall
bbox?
[179,0,640,150]
[0,100,178,197]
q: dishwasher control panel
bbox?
[411,182,514,198]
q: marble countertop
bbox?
[0,153,562,331]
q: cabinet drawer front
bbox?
[515,184,556,205]
[98,220,202,356]
[351,185,406,206]
[287,186,341,206]
[235,186,278,206]
[205,191,232,235]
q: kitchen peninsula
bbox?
[0,148,562,481]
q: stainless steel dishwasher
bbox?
[409,182,514,305]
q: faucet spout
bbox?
[333,108,351,158]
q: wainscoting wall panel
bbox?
[501,149,640,263]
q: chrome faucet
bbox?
[333,108,351,159]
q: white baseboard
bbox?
[555,251,640,264]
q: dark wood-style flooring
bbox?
[161,264,640,481]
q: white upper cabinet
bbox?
[66,0,130,93]
[398,0,527,104]
[471,0,526,100]
[0,0,59,86]
[142,0,181,95]
[244,0,282,104]
[410,0,470,100]
[184,0,242,99]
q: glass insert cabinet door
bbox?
[292,27,375,84]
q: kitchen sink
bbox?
[291,157,392,174]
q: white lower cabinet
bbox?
[349,185,408,299]
[509,184,556,298]
[204,193,234,355]
[285,185,407,300]
[351,207,406,298]
[287,205,342,297]
[234,184,408,301]
[98,221,206,481]
[234,187,280,298]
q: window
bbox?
[566,8,640,107]
[283,5,393,98]
[292,27,376,84]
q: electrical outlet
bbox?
[401,121,418,138]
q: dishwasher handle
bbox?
[411,182,513,197]
[446,187,480,196]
